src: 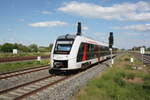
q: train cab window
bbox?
[54,40,74,54]
[56,44,72,51]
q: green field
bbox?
[0,52,50,59]
[72,53,150,100]
[0,59,50,73]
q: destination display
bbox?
[57,41,73,44]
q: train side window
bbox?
[89,44,94,59]
[86,44,91,60]
[93,45,96,57]
[91,44,95,58]
[100,46,109,56]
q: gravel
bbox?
[0,68,50,91]
[25,60,111,100]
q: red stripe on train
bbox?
[82,45,87,61]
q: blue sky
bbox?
[0,0,150,49]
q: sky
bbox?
[0,0,150,49]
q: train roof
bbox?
[57,34,108,47]
[79,35,108,46]
[57,34,76,40]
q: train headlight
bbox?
[54,61,63,67]
[53,60,68,68]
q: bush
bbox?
[0,43,51,53]
[0,45,1,52]
[126,73,135,79]
[1,43,15,52]
[124,58,130,61]
[147,47,150,51]
[29,44,38,52]
[115,78,126,86]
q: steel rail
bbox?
[133,53,150,66]
[0,55,50,63]
[0,66,49,80]
[0,56,114,100]
[0,65,49,75]
[14,76,71,100]
[0,75,54,95]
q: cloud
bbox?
[83,26,88,30]
[29,21,68,27]
[113,24,150,32]
[40,10,51,15]
[92,32,108,41]
[58,1,150,21]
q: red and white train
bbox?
[50,22,113,71]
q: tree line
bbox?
[131,46,150,51]
[0,43,149,53]
[0,43,53,53]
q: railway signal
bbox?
[109,32,114,48]
[109,32,114,67]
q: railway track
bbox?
[0,65,49,80]
[143,54,150,66]
[0,55,50,63]
[0,62,107,99]
[0,62,107,100]
[133,53,150,66]
[0,57,113,100]
[0,74,70,100]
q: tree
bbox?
[29,44,38,52]
[13,43,19,49]
[131,46,147,52]
[132,46,140,51]
[1,43,15,52]
[17,44,30,52]
[0,45,1,52]
[147,47,150,51]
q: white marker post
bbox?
[140,47,145,66]
[13,49,18,54]
[130,58,134,63]
[112,59,114,64]
[109,48,113,67]
[37,56,41,61]
[130,57,136,69]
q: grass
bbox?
[72,53,150,100]
[0,59,50,73]
[0,52,50,59]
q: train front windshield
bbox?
[54,40,74,54]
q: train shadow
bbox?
[49,69,80,76]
